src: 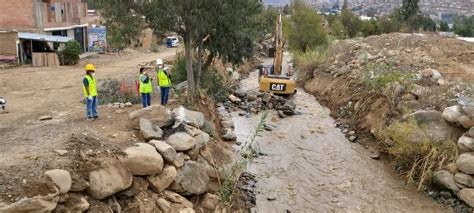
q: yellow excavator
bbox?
[258,14,296,95]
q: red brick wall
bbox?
[0,32,18,56]
[0,0,35,30]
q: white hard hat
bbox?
[156,58,164,65]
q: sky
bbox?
[263,0,291,6]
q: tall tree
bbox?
[400,0,420,22]
[284,0,328,52]
[341,9,361,38]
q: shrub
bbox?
[201,68,231,103]
[293,49,327,82]
[96,78,141,105]
[384,117,458,190]
[59,40,81,65]
[170,55,187,84]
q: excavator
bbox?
[258,14,296,95]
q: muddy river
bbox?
[230,56,448,212]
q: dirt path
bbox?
[0,47,179,169]
[232,67,449,212]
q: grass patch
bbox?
[292,49,327,82]
[217,111,268,207]
[384,117,458,190]
[97,78,141,105]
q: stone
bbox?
[0,194,58,213]
[176,81,189,92]
[149,140,177,163]
[282,101,296,115]
[469,127,474,138]
[129,105,173,129]
[118,177,149,198]
[458,115,474,129]
[349,136,357,142]
[179,207,195,213]
[184,125,202,137]
[348,131,356,136]
[157,198,172,212]
[403,110,464,144]
[432,170,460,193]
[278,110,286,118]
[166,132,196,151]
[39,115,53,121]
[45,169,71,194]
[87,201,113,213]
[247,94,258,102]
[222,128,237,141]
[194,131,210,149]
[201,193,219,210]
[139,118,163,141]
[125,102,133,107]
[458,134,474,152]
[119,103,125,108]
[173,153,186,168]
[147,165,177,193]
[164,190,193,208]
[442,105,464,124]
[86,162,133,200]
[457,153,474,175]
[54,150,68,156]
[63,193,90,212]
[124,191,160,212]
[70,175,89,192]
[173,106,205,128]
[228,94,241,103]
[455,173,474,188]
[459,188,474,208]
[221,120,234,129]
[170,161,210,195]
[120,143,164,176]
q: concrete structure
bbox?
[0,0,101,64]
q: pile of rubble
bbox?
[0,105,228,213]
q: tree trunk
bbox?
[195,40,204,91]
[184,29,196,101]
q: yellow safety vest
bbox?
[157,70,171,87]
[139,74,153,93]
[82,75,97,97]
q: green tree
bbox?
[453,15,474,37]
[420,16,436,32]
[341,9,361,38]
[400,0,420,22]
[329,17,346,39]
[284,0,328,52]
[360,19,380,37]
[59,40,81,65]
[283,4,290,15]
[439,22,449,32]
[378,17,402,33]
[98,0,263,101]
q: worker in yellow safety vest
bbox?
[139,67,153,108]
[83,64,98,120]
[156,58,172,105]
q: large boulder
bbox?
[140,118,163,141]
[459,188,474,208]
[469,127,474,137]
[458,134,474,152]
[149,140,177,163]
[166,132,196,151]
[402,110,464,144]
[200,193,219,210]
[0,194,58,213]
[455,173,474,188]
[222,128,237,141]
[129,105,173,129]
[147,165,177,192]
[87,162,133,200]
[442,105,474,129]
[194,131,210,149]
[432,170,460,193]
[45,169,71,194]
[120,143,164,176]
[170,161,210,195]
[123,191,161,213]
[173,106,205,128]
[457,153,474,175]
[62,193,90,212]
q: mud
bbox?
[230,65,449,212]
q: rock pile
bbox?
[0,105,223,213]
[223,91,296,117]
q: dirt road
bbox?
[0,47,179,170]
[232,66,449,212]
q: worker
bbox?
[83,64,98,120]
[156,58,172,105]
[139,67,153,108]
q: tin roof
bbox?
[18,32,73,43]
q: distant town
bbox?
[264,0,474,23]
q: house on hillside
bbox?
[0,0,102,66]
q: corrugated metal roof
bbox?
[18,32,73,43]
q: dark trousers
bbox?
[141,93,151,108]
[160,87,170,105]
